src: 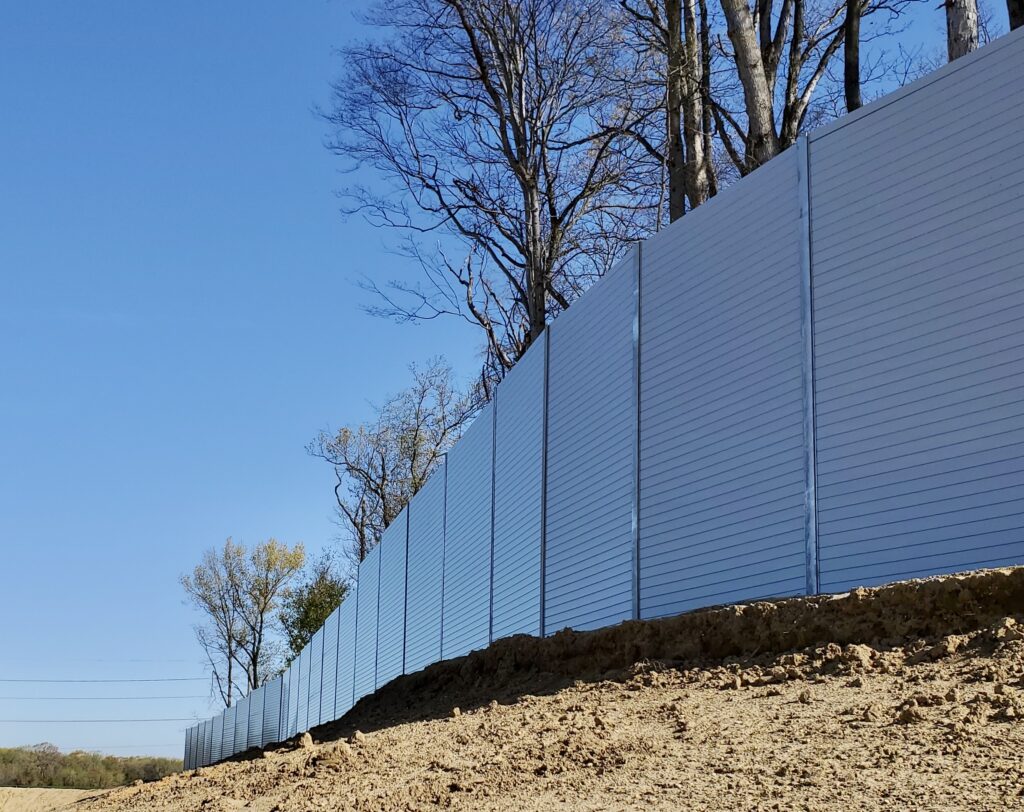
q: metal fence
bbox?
[184,28,1024,768]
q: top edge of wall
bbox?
[809,26,1024,143]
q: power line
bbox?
[0,718,197,723]
[0,696,207,701]
[0,678,206,684]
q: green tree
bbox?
[278,554,349,661]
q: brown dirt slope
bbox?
[82,567,1024,811]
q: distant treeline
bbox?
[0,743,180,789]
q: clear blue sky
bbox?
[0,0,975,763]
[0,0,478,761]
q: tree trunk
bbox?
[946,0,979,61]
[665,0,688,221]
[1009,0,1024,30]
[844,0,862,112]
[681,0,710,210]
[720,0,780,170]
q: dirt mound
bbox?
[80,567,1024,811]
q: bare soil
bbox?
[0,788,104,811]
[78,567,1024,811]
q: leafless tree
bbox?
[327,0,659,379]
[945,0,979,59]
[308,359,478,563]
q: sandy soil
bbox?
[0,788,105,811]
[79,567,1024,811]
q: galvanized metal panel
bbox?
[492,333,545,639]
[809,30,1024,593]
[335,589,358,718]
[278,670,290,741]
[296,644,310,733]
[222,705,236,759]
[202,720,213,766]
[441,402,494,658]
[544,259,635,632]
[262,676,282,746]
[307,628,324,728]
[234,695,249,753]
[248,687,264,749]
[376,509,409,688]
[287,657,300,738]
[185,724,195,769]
[211,713,223,763]
[320,607,339,726]
[353,543,381,702]
[404,467,446,673]
[638,152,808,618]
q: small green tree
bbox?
[279,554,349,661]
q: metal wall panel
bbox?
[492,334,545,639]
[545,258,636,632]
[223,705,236,760]
[287,657,300,738]
[441,403,494,658]
[307,628,324,729]
[202,720,212,766]
[809,31,1024,592]
[639,152,808,618]
[262,676,282,746]
[185,724,195,769]
[335,589,358,718]
[376,509,409,688]
[248,687,264,749]
[234,695,249,753]
[211,714,223,763]
[404,467,446,673]
[353,544,381,701]
[278,670,290,741]
[320,607,339,726]
[297,645,311,733]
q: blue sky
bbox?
[0,0,478,760]
[0,0,980,762]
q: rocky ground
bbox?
[74,567,1024,811]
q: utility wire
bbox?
[0,678,206,684]
[0,718,197,723]
[0,696,207,700]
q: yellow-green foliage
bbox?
[0,743,179,789]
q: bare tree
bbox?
[308,359,477,563]
[1009,0,1023,29]
[181,538,305,704]
[844,0,863,110]
[328,0,658,378]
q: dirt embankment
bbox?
[79,567,1024,811]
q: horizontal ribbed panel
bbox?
[441,404,494,659]
[286,658,299,739]
[492,334,545,639]
[222,706,236,761]
[335,591,358,718]
[295,645,309,733]
[211,713,223,762]
[197,721,207,767]
[810,31,1024,592]
[306,629,323,729]
[353,544,381,701]
[263,676,281,746]
[404,468,445,673]
[639,151,807,619]
[376,510,409,688]
[319,608,339,727]
[247,687,263,749]
[233,696,248,754]
[544,258,635,632]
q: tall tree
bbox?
[1009,0,1023,29]
[844,0,863,111]
[278,555,349,661]
[328,0,658,379]
[308,359,476,562]
[181,538,305,703]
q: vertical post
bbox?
[632,243,643,621]
[539,327,551,638]
[318,628,326,727]
[350,567,359,708]
[373,539,382,688]
[401,507,410,674]
[333,601,342,720]
[439,456,448,658]
[488,391,498,643]
[797,135,820,596]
